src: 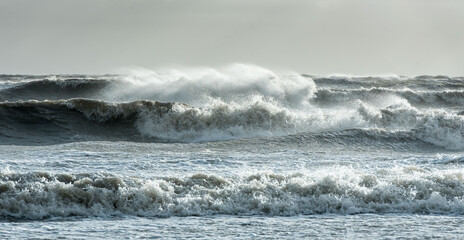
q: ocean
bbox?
[1,64,463,239]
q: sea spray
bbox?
[106,64,317,107]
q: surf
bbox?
[1,167,464,219]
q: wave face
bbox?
[1,65,464,149]
[1,168,463,219]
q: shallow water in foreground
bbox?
[2,214,463,239]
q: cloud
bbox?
[0,0,463,75]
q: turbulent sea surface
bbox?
[1,64,464,239]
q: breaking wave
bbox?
[0,98,463,149]
[357,102,464,150]
[1,168,464,219]
[1,65,463,149]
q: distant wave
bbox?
[314,88,464,107]
[310,74,464,91]
[0,79,111,101]
[1,168,464,219]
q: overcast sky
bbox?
[1,0,463,75]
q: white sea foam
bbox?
[1,167,464,219]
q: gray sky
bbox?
[1,0,464,76]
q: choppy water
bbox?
[1,64,463,238]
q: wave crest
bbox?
[358,102,464,150]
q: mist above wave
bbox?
[105,64,316,107]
